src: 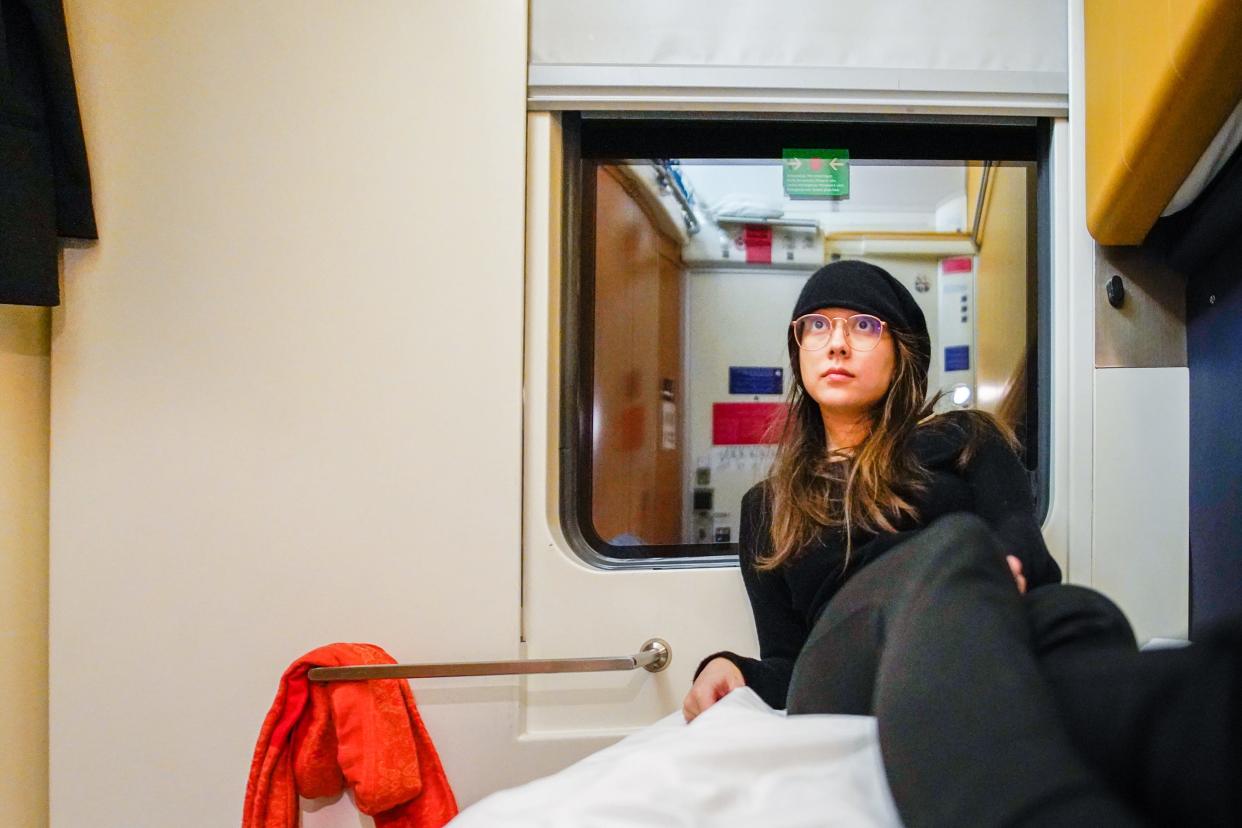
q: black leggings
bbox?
[786,512,1240,828]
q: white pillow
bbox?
[710,196,785,220]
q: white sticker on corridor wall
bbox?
[661,401,676,450]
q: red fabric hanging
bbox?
[243,643,458,827]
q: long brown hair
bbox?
[757,325,1015,571]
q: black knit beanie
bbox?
[791,260,931,376]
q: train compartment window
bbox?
[559,116,1050,567]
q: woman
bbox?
[682,261,1237,827]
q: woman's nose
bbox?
[826,321,850,355]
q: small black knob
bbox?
[1105,275,1125,309]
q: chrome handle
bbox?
[307,638,671,681]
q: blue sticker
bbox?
[944,345,970,372]
[729,366,784,395]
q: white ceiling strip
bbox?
[530,0,1068,114]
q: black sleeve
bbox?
[692,485,808,710]
[963,424,1062,588]
[11,0,97,239]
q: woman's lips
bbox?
[822,368,855,381]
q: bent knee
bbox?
[905,512,1003,571]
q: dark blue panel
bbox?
[944,345,970,372]
[1188,231,1242,636]
[729,366,784,395]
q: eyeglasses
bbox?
[791,313,887,352]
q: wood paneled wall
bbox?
[592,167,685,545]
[969,165,1032,435]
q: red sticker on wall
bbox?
[941,257,973,274]
[744,225,773,264]
[712,402,787,445]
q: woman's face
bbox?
[796,306,897,418]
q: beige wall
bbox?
[969,165,1030,417]
[0,306,50,827]
[52,2,528,824]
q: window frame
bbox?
[558,112,1053,569]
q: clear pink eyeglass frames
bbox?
[791,313,887,351]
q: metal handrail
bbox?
[971,160,992,250]
[654,161,701,236]
[714,215,820,229]
[307,638,671,682]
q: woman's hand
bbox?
[1006,555,1028,594]
[682,657,745,723]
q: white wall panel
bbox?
[1092,368,1190,643]
[1050,1,1097,586]
[52,2,527,823]
[521,114,760,736]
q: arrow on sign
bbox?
[785,157,802,170]
[828,157,844,171]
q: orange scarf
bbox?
[243,643,458,827]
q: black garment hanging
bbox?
[1,0,96,306]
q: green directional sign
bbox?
[782,149,849,199]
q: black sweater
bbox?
[697,413,1062,710]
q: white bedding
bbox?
[449,688,902,827]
